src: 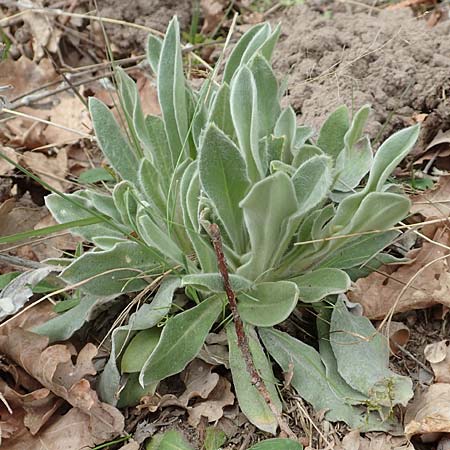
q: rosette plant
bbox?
[37,17,419,433]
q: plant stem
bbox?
[209,223,296,439]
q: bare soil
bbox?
[271,4,450,150]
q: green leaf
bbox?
[45,192,128,242]
[182,273,253,293]
[344,105,370,151]
[238,281,299,326]
[146,430,194,450]
[121,328,161,373]
[137,157,167,215]
[78,167,114,184]
[61,241,158,296]
[240,24,271,66]
[318,230,400,270]
[230,66,262,181]
[223,24,266,84]
[180,162,217,273]
[199,124,250,253]
[260,327,371,428]
[292,155,333,215]
[89,97,139,182]
[208,83,235,139]
[98,277,180,404]
[366,124,420,192]
[137,213,186,267]
[292,144,323,168]
[0,272,19,289]
[334,136,373,192]
[227,324,281,434]
[140,295,223,385]
[112,181,137,229]
[249,53,280,139]
[330,298,413,407]
[248,439,303,450]
[147,34,162,73]
[34,295,116,343]
[204,428,227,450]
[117,372,157,408]
[317,105,350,159]
[291,268,351,303]
[275,106,296,163]
[158,17,189,163]
[239,172,298,280]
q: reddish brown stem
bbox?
[209,223,295,439]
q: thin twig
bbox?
[209,223,296,439]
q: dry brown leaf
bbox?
[201,0,227,34]
[379,321,410,355]
[119,439,140,450]
[187,377,235,427]
[0,328,124,443]
[21,149,68,192]
[348,225,450,319]
[338,430,413,450]
[405,384,450,440]
[179,359,220,404]
[411,177,450,220]
[424,340,450,383]
[20,2,61,61]
[0,148,18,176]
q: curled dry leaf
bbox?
[348,225,450,319]
[139,359,234,426]
[21,149,68,192]
[380,321,410,355]
[405,384,450,441]
[338,430,414,450]
[424,340,450,383]
[0,326,124,447]
[411,177,450,220]
[0,148,18,176]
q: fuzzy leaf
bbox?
[98,277,180,404]
[208,83,235,139]
[61,241,158,296]
[121,328,161,373]
[292,155,333,215]
[291,268,351,303]
[230,66,262,181]
[223,24,267,84]
[227,324,281,434]
[147,430,194,450]
[199,124,250,252]
[147,34,162,73]
[238,281,299,326]
[366,124,420,192]
[117,373,157,408]
[158,17,189,163]
[260,328,376,429]
[330,298,413,406]
[317,105,350,159]
[182,273,252,293]
[275,106,296,163]
[34,295,116,343]
[292,144,323,168]
[89,97,139,182]
[238,171,298,280]
[140,295,223,385]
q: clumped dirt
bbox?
[98,0,192,53]
[272,5,450,149]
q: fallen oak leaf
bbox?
[424,340,450,383]
[0,328,124,441]
[348,225,450,319]
[405,384,450,441]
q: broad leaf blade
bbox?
[330,298,413,406]
[140,295,223,385]
[248,439,303,450]
[227,324,281,434]
[291,268,351,303]
[89,97,139,182]
[317,105,349,159]
[182,273,252,293]
[199,124,250,253]
[238,281,299,326]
